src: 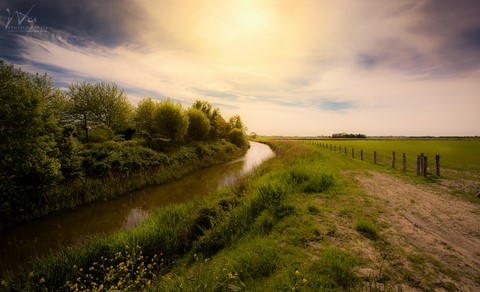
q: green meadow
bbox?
[305,139,480,172]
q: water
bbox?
[0,142,274,275]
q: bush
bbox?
[226,128,247,148]
[153,99,189,142]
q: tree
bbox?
[67,82,97,143]
[134,98,157,135]
[0,61,62,228]
[94,82,132,132]
[213,112,229,139]
[67,82,132,143]
[186,108,211,141]
[228,114,244,131]
[154,99,189,142]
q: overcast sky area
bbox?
[1,0,479,136]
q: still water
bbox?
[0,142,274,274]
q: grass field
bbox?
[303,139,480,173]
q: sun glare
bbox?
[194,0,281,62]
[234,1,270,33]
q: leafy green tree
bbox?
[154,99,189,142]
[67,82,132,143]
[134,98,157,135]
[94,82,132,132]
[228,114,244,131]
[186,108,211,141]
[192,100,230,140]
[192,100,213,117]
[0,61,62,228]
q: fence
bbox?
[310,142,441,177]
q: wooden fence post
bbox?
[374,151,377,164]
[416,155,420,175]
[352,148,354,158]
[392,151,396,168]
[339,146,342,151]
[420,153,424,176]
[360,149,363,161]
[344,147,347,154]
[402,153,406,172]
[423,156,428,177]
[436,155,440,176]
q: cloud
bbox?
[0,0,479,136]
[1,0,142,46]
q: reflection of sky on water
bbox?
[0,142,274,275]
[123,208,149,230]
[217,142,275,189]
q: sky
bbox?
[1,0,479,136]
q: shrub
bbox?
[226,128,247,148]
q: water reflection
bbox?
[0,142,274,275]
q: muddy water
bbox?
[0,142,274,275]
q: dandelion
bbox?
[302,278,308,284]
[39,277,45,284]
[1,280,8,287]
[294,270,301,276]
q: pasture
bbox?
[304,138,480,173]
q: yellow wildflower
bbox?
[228,272,237,280]
[39,277,45,284]
[294,269,301,276]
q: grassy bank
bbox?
[2,140,371,291]
[13,139,466,290]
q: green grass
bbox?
[306,138,480,172]
[354,218,378,239]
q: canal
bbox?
[0,141,274,275]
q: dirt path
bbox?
[356,171,480,291]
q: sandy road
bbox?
[356,171,480,291]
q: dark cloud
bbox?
[356,39,429,74]
[0,0,142,47]
[356,0,480,76]
[356,54,379,69]
[416,0,480,74]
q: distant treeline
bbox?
[0,60,247,230]
[332,133,367,138]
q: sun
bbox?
[193,0,281,62]
[234,1,271,34]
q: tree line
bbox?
[0,61,247,229]
[331,133,367,138]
